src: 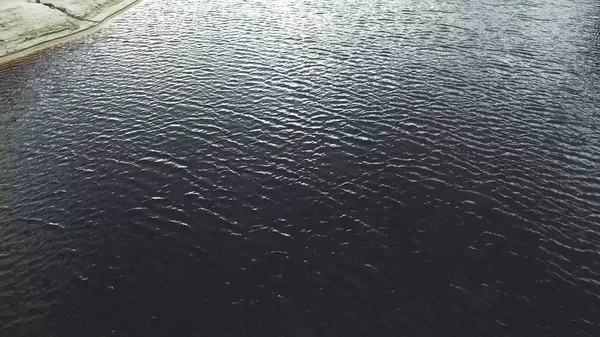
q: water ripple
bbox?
[1,0,600,336]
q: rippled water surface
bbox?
[1,0,600,335]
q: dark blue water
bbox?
[1,0,600,335]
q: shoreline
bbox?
[0,0,142,66]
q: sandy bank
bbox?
[0,0,140,65]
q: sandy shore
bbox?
[0,0,140,65]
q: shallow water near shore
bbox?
[1,0,600,335]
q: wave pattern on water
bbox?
[1,0,600,336]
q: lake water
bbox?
[1,0,599,335]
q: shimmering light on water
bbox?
[1,0,600,336]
